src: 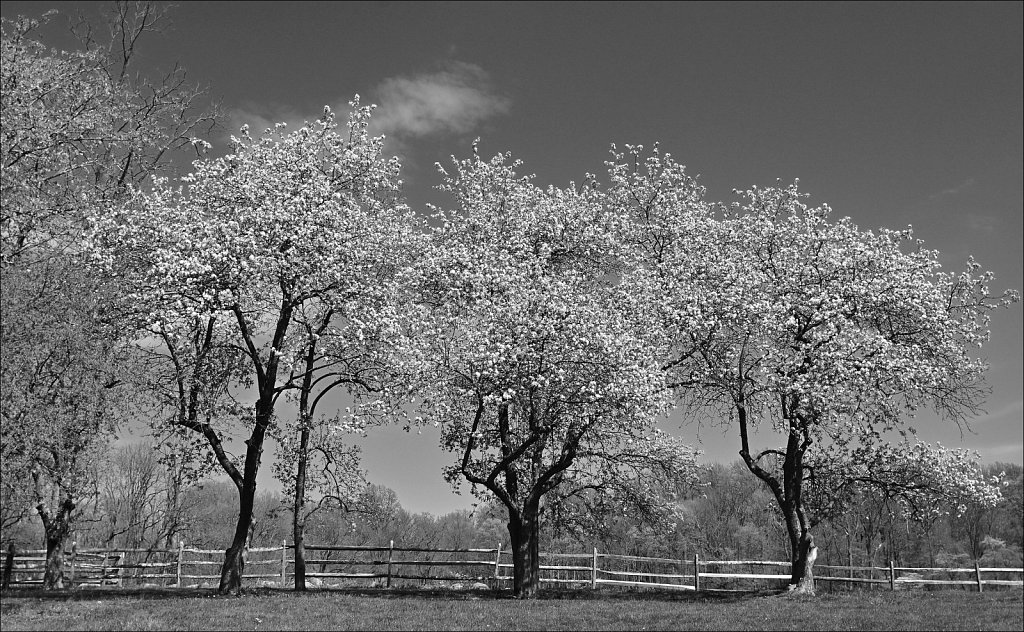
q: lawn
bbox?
[1,587,1021,631]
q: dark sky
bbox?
[5,1,1021,515]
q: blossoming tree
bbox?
[1,7,215,266]
[616,151,1016,594]
[1,6,215,588]
[404,149,700,598]
[89,100,418,593]
[0,265,122,589]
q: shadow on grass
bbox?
[1,586,217,602]
[1,585,774,605]
[334,586,773,603]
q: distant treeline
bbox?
[3,444,1019,571]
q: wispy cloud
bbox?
[974,399,1023,425]
[220,62,509,167]
[962,211,1004,234]
[929,178,977,201]
[977,441,1024,462]
[370,61,510,142]
[226,102,311,141]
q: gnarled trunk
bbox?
[220,539,246,592]
[219,477,253,592]
[218,418,268,594]
[738,403,818,596]
[507,504,541,599]
[36,495,75,590]
[43,529,68,590]
[787,532,817,595]
[779,456,816,595]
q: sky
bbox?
[4,1,1021,515]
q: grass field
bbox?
[1,587,1021,631]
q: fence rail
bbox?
[2,541,1021,593]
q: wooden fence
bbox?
[2,542,1021,593]
[0,542,287,589]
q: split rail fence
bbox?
[2,542,1021,593]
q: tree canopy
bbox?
[400,149,700,597]
[615,147,1018,592]
[2,7,1017,601]
[89,102,417,593]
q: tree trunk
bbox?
[219,481,254,593]
[220,538,246,593]
[525,508,540,598]
[737,403,819,597]
[508,519,523,593]
[2,543,15,590]
[779,494,816,595]
[292,340,315,592]
[218,423,268,593]
[293,424,310,591]
[788,532,817,595]
[43,532,67,590]
[36,496,74,590]
[507,506,541,599]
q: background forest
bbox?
[3,444,1021,573]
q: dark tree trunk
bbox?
[737,403,817,596]
[508,520,523,591]
[220,538,246,592]
[292,423,310,591]
[43,533,67,590]
[782,503,802,581]
[779,457,816,594]
[217,302,291,594]
[36,496,75,590]
[219,481,252,592]
[526,510,540,597]
[2,543,15,590]
[176,303,291,595]
[788,531,817,595]
[292,338,317,592]
[218,416,269,594]
[43,536,66,590]
[507,504,541,599]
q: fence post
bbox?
[592,547,598,590]
[693,553,700,592]
[99,550,108,586]
[69,542,77,587]
[281,540,287,588]
[176,541,184,588]
[117,550,124,588]
[848,545,854,591]
[493,543,502,583]
[889,560,895,591]
[975,561,983,593]
[386,540,393,588]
